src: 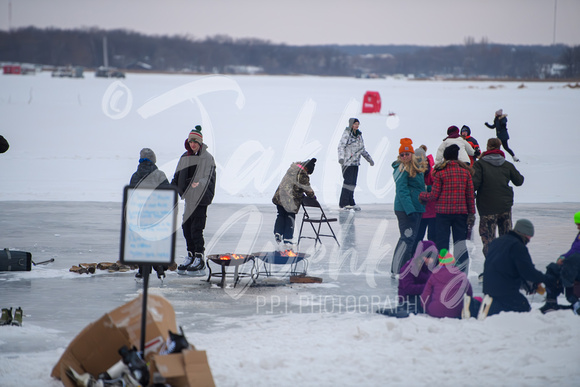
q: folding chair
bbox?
[297,196,340,248]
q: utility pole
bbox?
[552,0,558,45]
[8,1,12,31]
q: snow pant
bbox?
[466,295,482,318]
[391,211,422,275]
[274,205,296,243]
[486,292,531,317]
[544,253,580,304]
[479,211,512,257]
[182,204,208,255]
[499,136,515,157]
[435,213,469,273]
[416,216,436,243]
[339,165,358,208]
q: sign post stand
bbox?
[120,185,178,356]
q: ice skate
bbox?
[186,253,206,277]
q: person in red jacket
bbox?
[460,125,481,165]
[419,144,475,273]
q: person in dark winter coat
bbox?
[171,126,216,275]
[540,211,580,315]
[481,219,546,318]
[337,118,374,210]
[473,138,524,258]
[272,158,317,249]
[485,109,519,162]
[391,138,426,276]
[129,148,170,279]
[460,125,481,165]
[419,144,475,273]
[130,148,170,187]
[421,249,473,318]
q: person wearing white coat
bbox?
[435,126,475,165]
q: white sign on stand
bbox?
[120,185,178,266]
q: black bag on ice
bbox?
[0,248,32,271]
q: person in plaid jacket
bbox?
[419,144,475,273]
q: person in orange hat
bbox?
[390,138,426,278]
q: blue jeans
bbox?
[392,211,422,275]
[435,213,469,273]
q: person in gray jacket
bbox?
[473,138,524,258]
[337,118,374,210]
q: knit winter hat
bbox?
[399,138,414,154]
[443,144,460,161]
[447,126,460,136]
[513,219,534,237]
[188,125,203,144]
[495,109,503,116]
[414,146,426,162]
[438,249,455,266]
[574,211,580,224]
[139,148,156,164]
[303,158,317,174]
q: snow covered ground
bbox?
[0,72,579,386]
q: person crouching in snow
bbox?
[480,219,546,318]
[272,158,317,250]
[541,211,580,315]
[398,240,438,313]
[421,249,473,319]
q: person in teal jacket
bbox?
[391,138,427,277]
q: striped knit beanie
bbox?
[188,125,203,144]
[438,249,455,266]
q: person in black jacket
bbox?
[171,126,216,275]
[480,219,545,318]
[129,148,170,279]
[485,109,519,162]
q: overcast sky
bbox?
[1,0,579,46]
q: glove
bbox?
[338,158,344,165]
[474,149,481,157]
[369,159,375,166]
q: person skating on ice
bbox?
[171,126,216,276]
[485,109,519,162]
[337,118,374,210]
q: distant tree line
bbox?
[0,27,579,79]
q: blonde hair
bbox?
[398,153,427,178]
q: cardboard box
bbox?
[151,349,216,387]
[52,294,177,387]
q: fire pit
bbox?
[205,254,256,288]
[252,250,309,277]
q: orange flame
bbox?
[220,254,245,260]
[281,250,297,257]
